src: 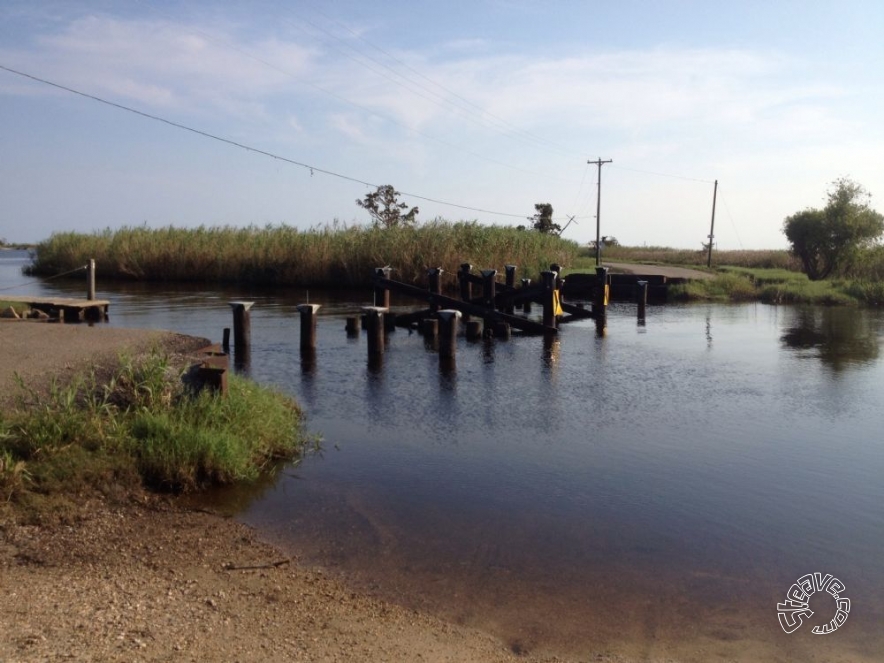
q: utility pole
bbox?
[589,158,613,266]
[706,179,718,268]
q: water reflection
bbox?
[5,257,884,662]
[781,307,879,370]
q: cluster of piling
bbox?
[211,263,651,379]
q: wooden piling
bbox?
[87,259,96,301]
[521,278,532,313]
[492,321,511,339]
[422,318,439,338]
[374,267,392,309]
[428,267,443,313]
[345,316,361,336]
[296,304,321,352]
[222,327,231,352]
[437,309,462,359]
[636,280,648,320]
[228,301,255,351]
[466,319,482,341]
[363,306,386,357]
[504,265,516,313]
[459,263,472,301]
[541,271,557,330]
[481,269,497,310]
[594,267,609,317]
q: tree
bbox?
[530,203,561,234]
[783,178,884,280]
[356,185,419,229]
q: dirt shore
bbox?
[0,322,558,663]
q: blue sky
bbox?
[1,0,882,249]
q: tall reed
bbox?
[27,221,579,290]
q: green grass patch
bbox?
[0,353,313,509]
[0,300,30,316]
[579,245,799,271]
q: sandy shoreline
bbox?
[0,322,556,662]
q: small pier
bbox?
[2,295,110,322]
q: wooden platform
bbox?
[2,295,110,322]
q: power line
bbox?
[718,190,745,250]
[301,3,583,159]
[0,63,534,220]
[131,0,581,185]
[610,163,715,184]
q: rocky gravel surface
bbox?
[0,321,560,662]
[1,500,547,663]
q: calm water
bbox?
[3,251,884,661]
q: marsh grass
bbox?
[26,221,579,290]
[0,353,310,504]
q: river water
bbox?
[3,250,883,661]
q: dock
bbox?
[2,295,110,322]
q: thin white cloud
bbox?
[1,14,316,118]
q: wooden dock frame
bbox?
[371,264,597,336]
[2,295,110,323]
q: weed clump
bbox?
[0,353,312,504]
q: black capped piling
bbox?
[636,280,648,321]
[374,267,392,309]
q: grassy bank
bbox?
[667,267,884,306]
[583,245,800,271]
[568,244,883,306]
[0,352,312,516]
[26,222,579,289]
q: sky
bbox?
[1,0,882,249]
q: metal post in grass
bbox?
[636,280,648,321]
[296,304,321,352]
[541,270,557,330]
[228,301,254,351]
[437,309,461,359]
[87,259,96,301]
[521,278,532,313]
[504,265,516,314]
[363,306,385,358]
[428,267,443,313]
[374,267,391,309]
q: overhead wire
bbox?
[718,190,745,249]
[610,163,715,184]
[300,2,582,159]
[0,64,533,219]
[131,0,582,185]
